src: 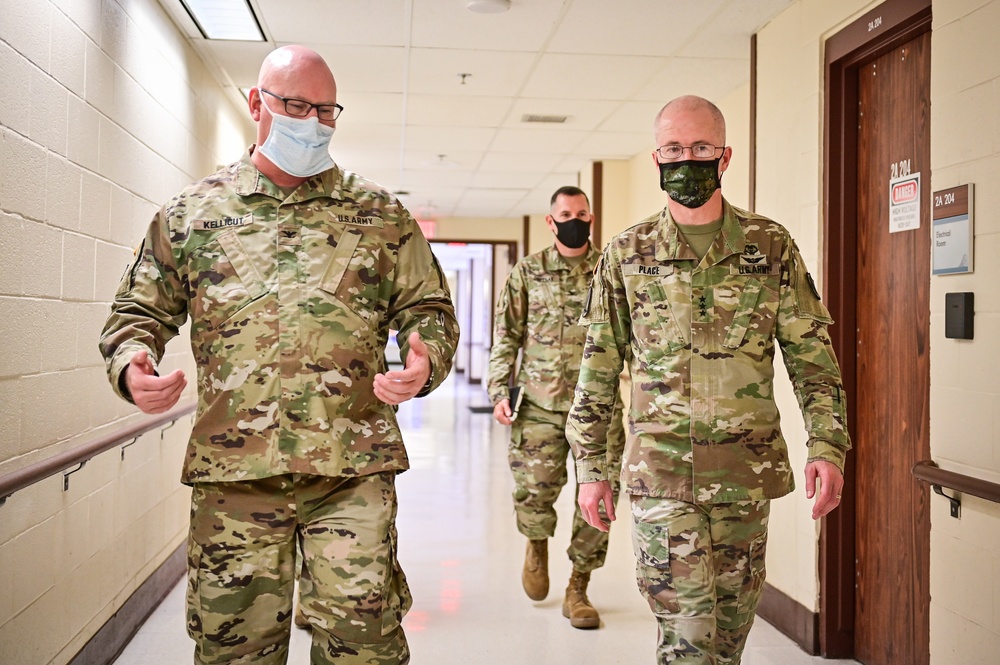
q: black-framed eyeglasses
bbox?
[260,88,343,121]
[656,143,724,160]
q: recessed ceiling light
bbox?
[467,0,511,14]
[180,0,265,41]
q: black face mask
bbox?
[658,157,722,208]
[553,218,591,249]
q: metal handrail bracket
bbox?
[912,459,1000,519]
[0,401,196,507]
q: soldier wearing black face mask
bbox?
[569,95,849,665]
[487,186,626,630]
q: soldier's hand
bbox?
[374,332,431,405]
[578,480,615,532]
[493,399,513,425]
[125,349,186,415]
[805,460,844,520]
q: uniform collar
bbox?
[235,146,346,202]
[654,198,748,266]
[543,242,600,274]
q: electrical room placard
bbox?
[932,184,974,275]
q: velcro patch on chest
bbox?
[621,263,665,276]
[192,215,252,231]
[734,243,778,275]
[731,263,779,276]
[334,213,384,228]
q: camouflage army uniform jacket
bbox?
[566,200,850,503]
[100,149,459,485]
[487,244,601,412]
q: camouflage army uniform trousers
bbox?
[630,496,770,665]
[509,400,624,571]
[186,472,411,665]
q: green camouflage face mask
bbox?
[658,157,722,208]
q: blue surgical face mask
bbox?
[257,95,336,178]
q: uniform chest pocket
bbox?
[721,278,778,361]
[632,279,687,365]
[188,231,267,331]
[319,229,383,325]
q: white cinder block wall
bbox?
[0,0,251,662]
[754,0,1000,662]
[927,1,1000,662]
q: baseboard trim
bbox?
[756,582,819,655]
[69,542,186,665]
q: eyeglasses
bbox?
[259,88,343,121]
[656,143,724,160]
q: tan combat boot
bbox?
[562,569,600,629]
[522,538,549,601]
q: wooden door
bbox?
[853,31,931,665]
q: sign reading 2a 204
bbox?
[889,172,921,233]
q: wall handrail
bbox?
[0,401,196,506]
[912,459,1000,518]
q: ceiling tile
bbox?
[309,45,408,94]
[403,150,483,171]
[490,128,588,154]
[554,155,593,174]
[331,123,402,154]
[470,171,550,190]
[400,168,474,189]
[411,0,568,51]
[680,0,793,59]
[521,53,665,100]
[573,131,651,158]
[258,0,408,46]
[634,57,749,103]
[598,99,665,133]
[477,151,563,174]
[406,94,511,128]
[337,93,404,126]
[407,49,537,97]
[547,0,727,56]
[502,98,621,131]
[404,125,497,152]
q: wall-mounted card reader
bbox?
[945,292,974,340]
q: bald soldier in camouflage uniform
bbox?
[99,46,458,665]
[567,96,850,664]
[487,186,625,630]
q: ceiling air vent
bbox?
[521,114,568,124]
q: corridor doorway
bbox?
[430,240,518,384]
[823,1,932,663]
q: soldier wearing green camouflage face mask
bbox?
[99,45,458,665]
[487,186,626,630]
[567,96,851,664]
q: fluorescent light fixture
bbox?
[181,0,265,41]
